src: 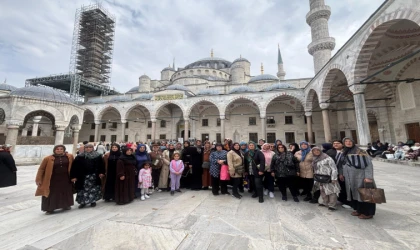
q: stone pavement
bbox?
[1,161,420,250]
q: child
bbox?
[169,152,184,195]
[139,162,152,201]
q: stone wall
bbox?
[14,144,74,165]
[16,136,55,145]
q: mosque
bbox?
[0,0,419,164]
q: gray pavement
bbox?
[1,161,419,250]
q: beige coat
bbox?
[35,154,74,197]
[159,149,180,188]
[294,151,314,179]
[227,151,244,178]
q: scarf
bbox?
[261,143,273,166]
[168,148,175,160]
[136,144,147,156]
[80,150,100,160]
[246,141,258,162]
[311,147,330,171]
[338,137,369,169]
[299,141,311,162]
[109,144,121,161]
[119,147,137,166]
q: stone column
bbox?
[21,128,28,137]
[151,119,157,141]
[184,118,189,142]
[220,115,225,142]
[320,104,332,143]
[260,116,266,141]
[94,120,100,142]
[5,124,20,154]
[121,119,127,142]
[32,116,42,136]
[72,129,80,155]
[305,112,314,143]
[54,126,66,145]
[353,91,371,146]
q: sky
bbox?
[0,0,385,93]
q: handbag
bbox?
[202,162,210,169]
[314,174,331,183]
[220,164,230,181]
[358,182,386,204]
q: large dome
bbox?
[248,74,279,83]
[184,57,231,70]
[10,86,73,104]
[0,83,18,92]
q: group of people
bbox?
[367,140,420,161]
[30,136,377,220]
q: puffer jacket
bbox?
[294,151,314,178]
[227,151,244,178]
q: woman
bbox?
[181,141,200,189]
[227,142,244,199]
[135,144,150,197]
[270,144,299,202]
[202,141,212,190]
[160,143,178,191]
[261,143,275,198]
[338,138,376,219]
[0,145,17,188]
[311,147,340,210]
[115,147,137,205]
[70,144,105,208]
[102,143,121,201]
[244,141,265,203]
[289,143,300,155]
[35,145,74,214]
[209,143,229,195]
[295,141,314,201]
[150,143,163,191]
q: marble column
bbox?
[305,112,314,143]
[94,120,100,142]
[121,120,127,142]
[260,116,266,141]
[353,92,371,146]
[32,116,42,136]
[220,115,225,142]
[21,128,28,137]
[72,129,80,155]
[320,104,332,143]
[151,119,156,141]
[5,124,20,154]
[54,126,65,145]
[184,118,189,142]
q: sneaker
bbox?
[293,196,299,202]
[282,196,287,201]
[342,204,352,209]
[145,194,150,199]
[222,192,231,195]
[269,192,274,198]
[156,188,162,192]
[141,195,145,201]
[171,191,174,196]
[264,189,268,196]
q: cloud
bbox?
[0,0,385,93]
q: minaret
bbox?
[306,0,336,74]
[260,63,264,75]
[277,44,286,80]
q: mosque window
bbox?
[89,135,94,142]
[160,134,166,140]
[160,120,166,128]
[202,119,209,127]
[216,118,221,126]
[124,135,128,142]
[267,116,275,124]
[91,123,95,129]
[285,116,293,124]
[111,122,118,129]
[111,135,117,142]
[101,123,106,129]
[267,133,276,143]
[100,135,106,142]
[125,122,129,129]
[249,133,258,143]
[216,133,221,143]
[147,134,151,140]
[147,121,152,128]
[285,132,295,143]
[249,117,256,126]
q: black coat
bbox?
[182,146,202,175]
[0,151,17,188]
[244,150,265,176]
[70,154,105,190]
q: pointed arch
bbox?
[222,96,262,116]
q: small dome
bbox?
[133,94,153,101]
[232,57,250,64]
[184,57,232,70]
[166,84,190,92]
[248,74,279,83]
[0,83,18,92]
[10,86,73,104]
[265,82,294,91]
[87,98,106,104]
[126,86,139,93]
[108,96,131,102]
[139,75,150,79]
[229,86,256,94]
[197,89,220,96]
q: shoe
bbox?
[141,195,145,201]
[202,187,209,190]
[213,193,220,196]
[259,197,264,203]
[309,199,318,204]
[351,211,361,216]
[45,211,54,215]
[293,196,299,202]
[90,202,96,207]
[303,196,312,202]
[232,193,241,199]
[156,188,162,192]
[248,189,253,193]
[171,191,174,196]
[358,214,373,219]
[145,194,150,199]
[222,192,231,195]
[104,199,110,202]
[282,196,287,201]
[239,194,243,198]
[176,189,182,193]
[264,189,268,196]
[239,189,244,193]
[300,191,307,196]
[78,204,86,209]
[328,207,337,211]
[319,204,326,207]
[63,207,71,210]
[342,204,352,209]
[269,192,274,198]
[251,193,258,198]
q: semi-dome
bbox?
[0,83,18,92]
[232,57,250,64]
[228,86,257,94]
[87,98,106,104]
[265,82,294,91]
[10,86,73,104]
[108,96,131,102]
[133,94,153,101]
[248,74,279,83]
[166,84,190,92]
[126,86,139,93]
[197,89,220,96]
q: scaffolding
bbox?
[69,3,116,87]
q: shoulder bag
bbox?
[358,182,386,204]
[314,174,331,183]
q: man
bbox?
[326,139,351,209]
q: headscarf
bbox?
[167,143,176,160]
[109,143,121,160]
[79,144,100,159]
[311,147,330,171]
[261,143,274,166]
[247,141,258,160]
[322,143,333,153]
[136,144,147,156]
[119,147,136,166]
[342,137,358,155]
[53,145,66,155]
[299,141,311,162]
[239,141,248,154]
[275,139,283,145]
[231,142,242,158]
[289,143,300,155]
